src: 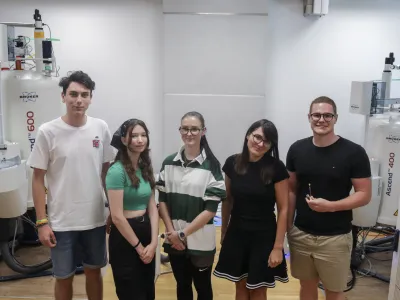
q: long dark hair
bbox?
[181,111,221,173]
[235,119,279,184]
[112,119,155,189]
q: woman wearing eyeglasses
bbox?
[213,119,289,300]
[156,111,226,300]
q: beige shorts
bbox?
[287,225,353,292]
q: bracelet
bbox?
[36,222,49,228]
[133,240,141,248]
[36,219,48,227]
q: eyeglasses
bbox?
[179,127,203,136]
[252,133,271,147]
[310,113,335,122]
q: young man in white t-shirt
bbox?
[27,71,115,300]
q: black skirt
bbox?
[108,215,155,300]
[213,225,289,289]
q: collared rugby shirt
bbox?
[156,147,226,256]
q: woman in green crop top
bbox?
[105,119,158,300]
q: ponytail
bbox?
[200,135,221,174]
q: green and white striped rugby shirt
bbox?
[156,147,227,256]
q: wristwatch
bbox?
[178,230,186,241]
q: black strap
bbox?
[133,240,141,248]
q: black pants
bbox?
[108,215,155,300]
[169,254,213,300]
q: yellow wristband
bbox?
[36,222,48,228]
[36,219,48,225]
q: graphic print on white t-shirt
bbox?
[92,136,100,148]
[27,116,116,231]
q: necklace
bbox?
[182,151,194,167]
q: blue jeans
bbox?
[51,225,107,279]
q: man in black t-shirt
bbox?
[286,96,372,300]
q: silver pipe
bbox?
[13,57,53,61]
[163,12,268,16]
[0,62,4,146]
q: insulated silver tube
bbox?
[0,64,4,146]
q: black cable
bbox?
[352,225,394,285]
[0,266,85,283]
[43,23,52,39]
[358,268,390,283]
[0,215,52,275]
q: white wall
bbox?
[0,0,164,169]
[2,0,400,169]
[266,0,400,162]
[162,0,268,166]
[163,0,400,167]
[163,0,268,14]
